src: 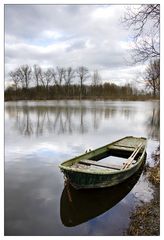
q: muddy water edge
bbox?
[126,146,160,236]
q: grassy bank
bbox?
[126,146,160,236]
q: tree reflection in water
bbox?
[146,105,160,141]
[5,101,159,139]
[5,103,135,137]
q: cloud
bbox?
[5,4,146,85]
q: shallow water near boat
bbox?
[5,100,159,236]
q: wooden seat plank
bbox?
[79,159,121,170]
[112,144,135,148]
[108,145,135,151]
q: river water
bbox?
[5,100,160,236]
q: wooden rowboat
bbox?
[59,136,147,189]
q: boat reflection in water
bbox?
[60,159,145,227]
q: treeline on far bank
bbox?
[5,83,157,101]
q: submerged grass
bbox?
[148,163,160,185]
[148,146,160,185]
[126,193,160,236]
[125,146,160,236]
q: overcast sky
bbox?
[5,4,146,86]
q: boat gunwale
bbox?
[59,136,147,175]
[59,149,146,175]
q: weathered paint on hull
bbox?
[62,152,146,189]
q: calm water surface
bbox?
[5,100,160,236]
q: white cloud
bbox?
[5,4,149,86]
[41,30,63,40]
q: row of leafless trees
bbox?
[9,65,101,91]
[8,60,159,99]
[7,65,103,99]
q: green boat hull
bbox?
[59,136,147,189]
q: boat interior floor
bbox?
[71,158,137,171]
[79,159,121,170]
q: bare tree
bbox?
[63,67,75,96]
[19,65,32,89]
[50,68,57,86]
[14,68,24,89]
[64,67,75,86]
[122,4,160,63]
[33,64,43,88]
[9,69,21,90]
[56,67,66,86]
[76,66,90,99]
[144,59,160,97]
[92,70,102,86]
[43,68,53,90]
[39,69,45,87]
